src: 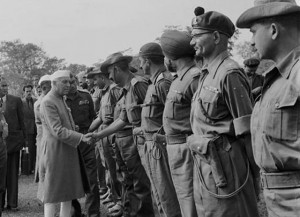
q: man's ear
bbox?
[270,23,279,40]
[213,31,221,44]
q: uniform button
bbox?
[197,146,201,151]
[275,102,279,108]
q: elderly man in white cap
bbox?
[237,1,300,216]
[38,70,94,217]
[34,74,51,183]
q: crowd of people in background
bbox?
[0,0,300,217]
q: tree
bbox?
[65,63,87,75]
[235,41,257,59]
[0,40,46,75]
[228,29,240,55]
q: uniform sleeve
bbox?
[223,71,253,136]
[41,100,82,147]
[87,93,96,122]
[157,80,171,104]
[133,82,148,104]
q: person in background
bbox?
[34,75,51,183]
[21,84,37,174]
[66,74,100,217]
[0,80,8,217]
[237,0,300,216]
[0,79,26,212]
[243,57,264,100]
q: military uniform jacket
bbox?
[251,46,300,173]
[141,68,172,133]
[163,63,200,136]
[98,83,122,126]
[190,51,259,217]
[119,75,149,127]
[38,89,87,203]
[66,90,96,132]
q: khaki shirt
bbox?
[98,83,122,125]
[119,75,149,127]
[251,46,300,172]
[190,51,252,137]
[163,63,200,136]
[141,68,172,133]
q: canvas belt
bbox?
[166,134,189,144]
[261,171,300,189]
[116,128,132,138]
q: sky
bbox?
[0,0,299,66]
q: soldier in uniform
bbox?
[189,9,259,217]
[160,30,200,217]
[65,74,99,217]
[237,0,300,216]
[92,52,154,217]
[133,42,181,217]
[88,67,123,216]
[243,58,264,100]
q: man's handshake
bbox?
[82,133,96,145]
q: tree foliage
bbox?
[235,41,257,59]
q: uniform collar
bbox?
[123,74,135,92]
[149,66,166,84]
[202,51,230,78]
[271,46,300,79]
[177,62,195,80]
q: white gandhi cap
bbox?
[38,74,51,86]
[50,70,70,81]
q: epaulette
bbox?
[189,67,201,78]
[131,75,148,86]
[131,77,139,86]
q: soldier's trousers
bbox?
[99,135,122,203]
[95,142,107,193]
[78,141,100,217]
[0,138,7,216]
[116,132,154,217]
[144,139,181,217]
[167,143,197,217]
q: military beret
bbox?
[101,52,132,74]
[243,58,260,67]
[139,42,164,58]
[192,10,235,38]
[160,30,195,60]
[236,0,300,28]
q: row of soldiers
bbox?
[27,0,300,217]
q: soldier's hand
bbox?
[82,133,95,145]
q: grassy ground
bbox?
[2,174,268,217]
[2,174,108,217]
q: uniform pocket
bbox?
[263,83,299,141]
[199,87,222,120]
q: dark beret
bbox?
[192,11,235,38]
[139,42,164,58]
[236,0,300,28]
[243,58,260,67]
[160,30,195,60]
[23,84,33,91]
